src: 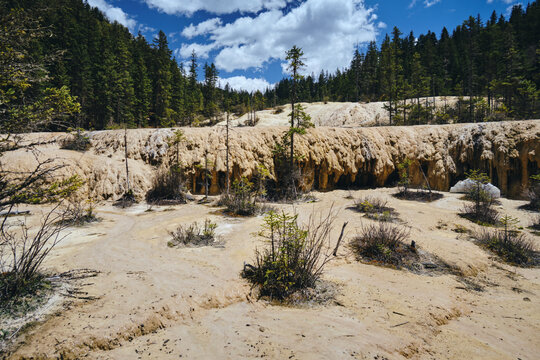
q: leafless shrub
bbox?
[146,167,186,205]
[0,204,68,303]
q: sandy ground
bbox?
[4,188,540,359]
[218,97,462,128]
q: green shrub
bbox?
[168,219,217,247]
[219,177,258,216]
[242,210,336,300]
[354,196,398,222]
[460,170,499,225]
[350,222,414,267]
[471,226,537,266]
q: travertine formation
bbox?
[5,120,539,200]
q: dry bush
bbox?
[471,228,537,266]
[62,197,98,225]
[350,222,416,267]
[146,167,186,205]
[242,209,338,300]
[273,106,284,114]
[0,204,68,306]
[168,219,217,247]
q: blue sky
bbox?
[87,0,526,92]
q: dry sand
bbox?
[218,97,462,128]
[5,188,540,359]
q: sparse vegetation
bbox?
[219,177,259,216]
[146,167,186,205]
[470,216,537,266]
[62,196,98,225]
[354,196,398,222]
[525,174,540,211]
[59,128,91,151]
[242,210,337,300]
[0,204,68,310]
[168,219,218,247]
[460,170,499,225]
[350,222,415,268]
[393,158,443,202]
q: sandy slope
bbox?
[6,188,540,359]
[218,97,462,128]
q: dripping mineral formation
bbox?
[5,120,539,199]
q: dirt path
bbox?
[8,189,540,359]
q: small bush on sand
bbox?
[242,210,338,300]
[273,106,284,114]
[168,219,217,247]
[62,197,98,225]
[350,222,415,268]
[114,189,137,208]
[219,177,258,216]
[460,170,499,225]
[470,216,537,266]
[146,167,186,205]
[354,196,398,222]
[393,158,443,202]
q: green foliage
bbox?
[12,175,84,205]
[350,222,414,268]
[168,219,217,247]
[461,170,499,225]
[397,158,412,193]
[220,177,258,216]
[354,196,398,222]
[242,210,335,300]
[471,224,537,266]
[60,128,91,151]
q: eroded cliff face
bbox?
[5,120,539,200]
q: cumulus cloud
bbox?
[86,0,136,29]
[218,76,274,93]
[179,0,378,76]
[182,18,223,38]
[143,0,291,15]
[177,42,216,59]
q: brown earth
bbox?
[4,188,540,359]
[4,120,539,201]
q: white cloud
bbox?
[408,0,417,8]
[182,18,223,38]
[180,0,378,76]
[424,0,441,7]
[176,43,216,59]
[218,76,274,92]
[378,21,387,29]
[143,0,291,15]
[86,0,136,29]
